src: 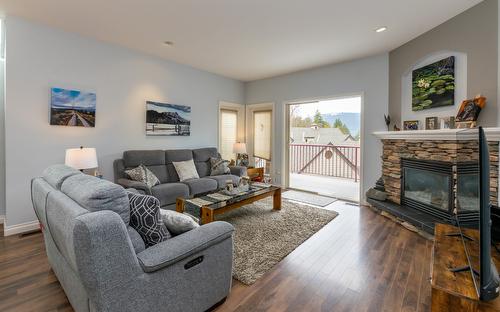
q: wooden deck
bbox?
[289,173,360,202]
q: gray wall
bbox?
[245,53,389,203]
[389,0,498,127]
[4,16,244,228]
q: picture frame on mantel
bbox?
[403,120,419,131]
[440,116,455,129]
[425,117,438,130]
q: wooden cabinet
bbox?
[431,224,500,311]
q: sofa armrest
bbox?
[136,221,234,273]
[229,166,247,177]
[117,178,152,195]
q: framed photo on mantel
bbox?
[425,117,438,130]
[403,120,419,131]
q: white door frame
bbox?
[282,92,364,202]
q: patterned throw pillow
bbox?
[210,157,230,176]
[125,164,160,188]
[127,192,171,247]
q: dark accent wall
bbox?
[389,0,498,126]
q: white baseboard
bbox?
[0,215,4,224]
[4,220,40,236]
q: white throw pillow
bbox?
[160,209,200,235]
[172,159,200,181]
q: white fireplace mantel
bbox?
[373,128,500,141]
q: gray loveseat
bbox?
[31,165,234,312]
[114,147,247,209]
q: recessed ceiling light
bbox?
[375,27,387,33]
[163,41,174,46]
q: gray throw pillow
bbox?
[125,164,160,188]
[160,209,200,235]
[210,157,230,176]
[127,192,171,247]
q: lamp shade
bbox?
[233,142,247,154]
[65,147,98,170]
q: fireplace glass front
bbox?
[403,167,451,212]
[457,172,479,211]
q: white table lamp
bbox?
[65,147,98,171]
[233,142,247,154]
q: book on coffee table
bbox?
[206,193,232,201]
[252,182,272,188]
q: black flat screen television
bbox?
[455,127,499,301]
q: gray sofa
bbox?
[31,165,234,312]
[114,147,247,209]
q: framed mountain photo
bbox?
[146,101,191,136]
[412,56,455,111]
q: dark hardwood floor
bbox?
[0,201,432,312]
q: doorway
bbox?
[286,96,362,202]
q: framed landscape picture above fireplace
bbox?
[412,56,455,111]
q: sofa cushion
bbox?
[61,174,130,224]
[193,147,218,162]
[165,149,193,182]
[125,165,160,188]
[127,226,146,253]
[128,192,171,247]
[206,174,241,188]
[182,178,218,196]
[123,150,165,167]
[123,150,168,183]
[193,148,218,177]
[151,183,190,207]
[173,159,200,181]
[43,164,82,189]
[165,149,193,163]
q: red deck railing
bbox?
[289,143,360,182]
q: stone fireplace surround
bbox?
[370,128,500,234]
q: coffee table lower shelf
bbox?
[176,187,281,224]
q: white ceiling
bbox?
[0,0,483,81]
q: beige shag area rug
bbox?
[217,198,338,285]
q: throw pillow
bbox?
[127,192,171,247]
[172,159,199,181]
[210,157,230,176]
[159,209,200,235]
[124,164,160,188]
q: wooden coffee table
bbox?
[176,185,281,224]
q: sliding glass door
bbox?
[287,96,361,202]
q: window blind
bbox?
[253,110,272,160]
[219,109,238,161]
